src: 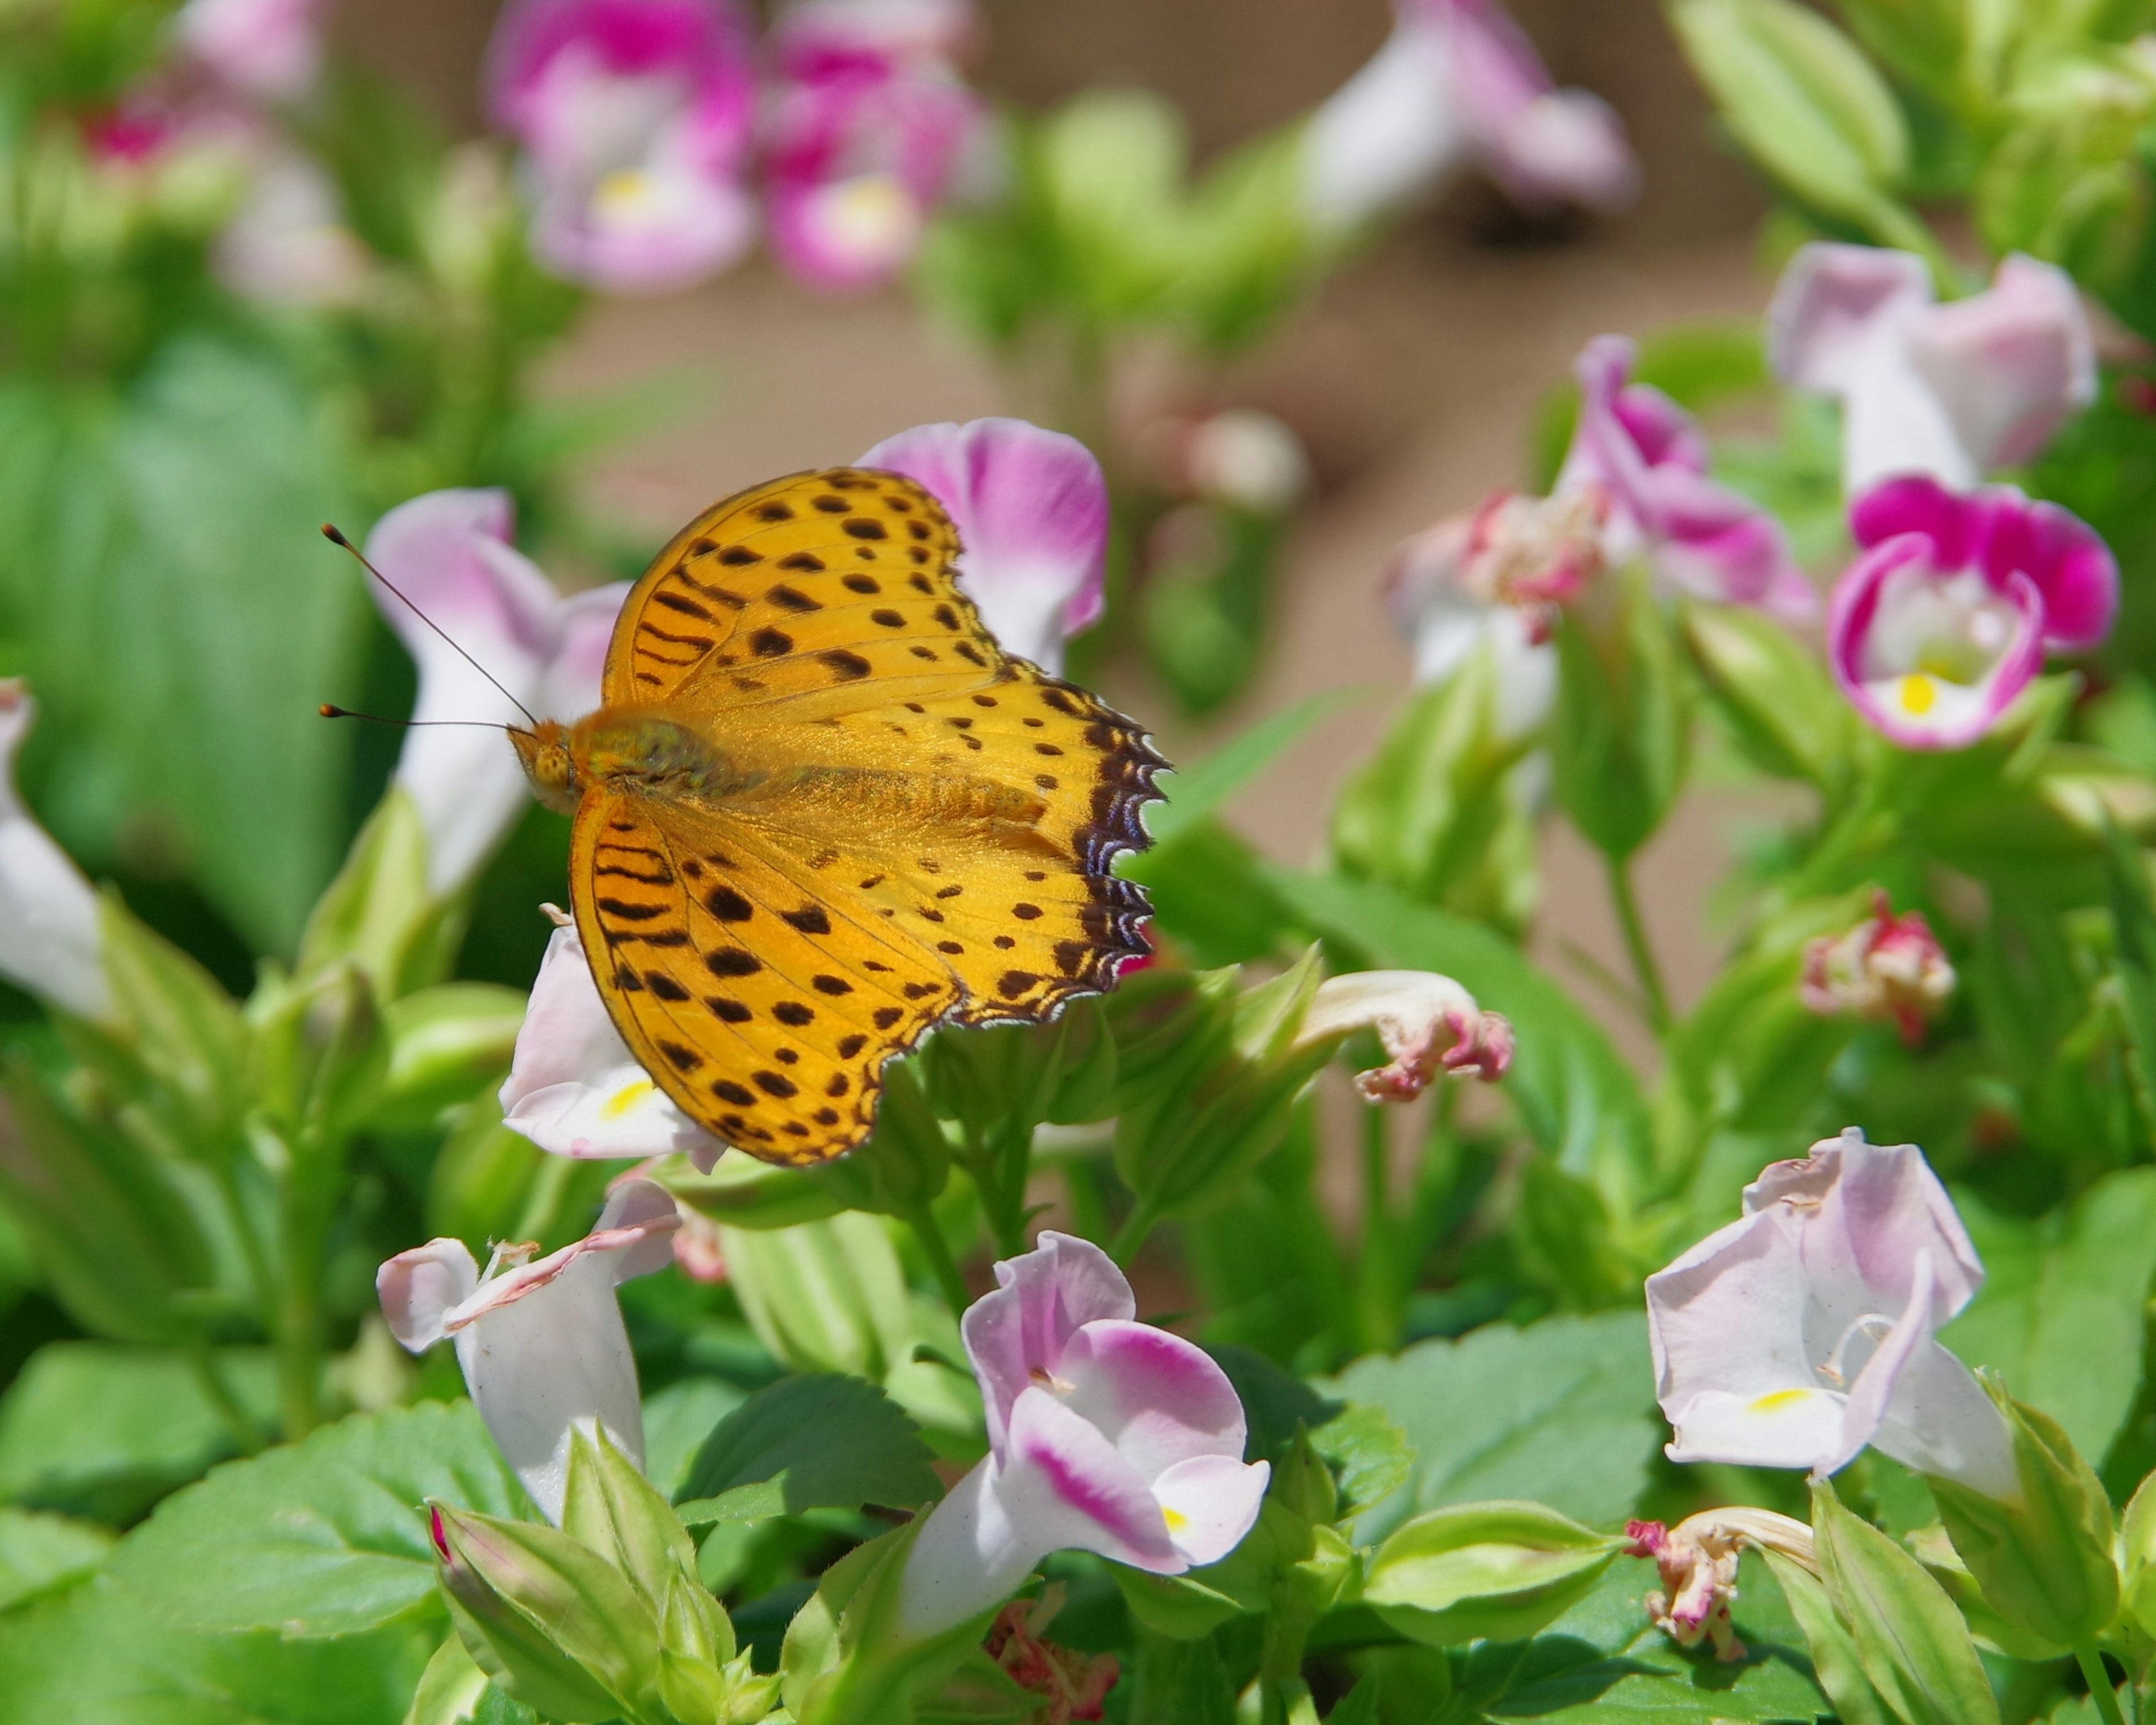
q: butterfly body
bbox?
[513,466,1166,1166]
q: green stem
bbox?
[1604,853,1671,1036]
[511,1150,577,1244]
[991,1119,1034,1257]
[2080,1645,2129,1725]
[902,1201,970,1318]
[1354,1104,1398,1355]
[190,1338,266,1456]
[1108,1198,1158,1268]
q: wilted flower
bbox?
[1386,513,1561,739]
[1827,477,2115,749]
[1801,892,1956,1044]
[363,489,627,895]
[501,912,728,1168]
[174,0,333,103]
[0,683,111,1024]
[984,1588,1118,1723]
[486,0,758,293]
[1296,969,1514,1098]
[899,1233,1270,1636]
[1301,0,1636,233]
[1646,1129,2018,1500]
[765,0,986,293]
[1769,244,2095,496]
[860,418,1106,673]
[1625,1509,1817,1662]
[1559,336,1813,619]
[377,1179,681,1520]
[213,149,371,306]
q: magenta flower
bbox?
[1770,244,2095,496]
[173,0,333,102]
[499,912,726,1168]
[0,683,111,1024]
[1826,476,2115,749]
[1647,1130,2017,1499]
[486,0,757,294]
[363,490,627,894]
[860,418,1107,673]
[1558,336,1814,620]
[1301,0,1635,234]
[899,1233,1269,1636]
[377,1179,681,1520]
[765,0,986,294]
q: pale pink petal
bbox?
[377,1238,481,1352]
[995,1387,1179,1571]
[1648,1207,1820,1413]
[1907,254,2095,472]
[961,1230,1135,1457]
[176,0,330,100]
[861,419,1108,670]
[1054,1320,1249,1484]
[1873,1338,2021,1500]
[1152,1453,1271,1566]
[0,683,111,1022]
[538,583,629,720]
[1664,1384,1852,1471]
[897,1456,1041,1637]
[1767,243,1935,399]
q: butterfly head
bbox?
[511,719,579,816]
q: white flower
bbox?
[0,683,110,1023]
[377,1179,680,1521]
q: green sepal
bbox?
[97,889,249,1142]
[1360,1500,1624,1648]
[1755,1548,1893,1725]
[1550,567,1690,862]
[1680,600,1852,789]
[662,1151,846,1233]
[807,1056,952,1215]
[430,1501,660,1724]
[1927,1379,2119,1649]
[405,1635,492,1725]
[1109,1564,1247,1640]
[559,1425,703,1623]
[374,982,528,1131]
[298,785,467,1000]
[245,959,387,1149]
[1809,1477,2000,1725]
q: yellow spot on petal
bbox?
[595,169,654,219]
[1162,1506,1188,1532]
[1898,673,1938,716]
[1748,1388,1817,1415]
[602,1079,655,1120]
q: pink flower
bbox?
[1295,970,1514,1099]
[860,418,1107,674]
[377,1179,680,1520]
[1301,0,1635,232]
[1769,245,2095,496]
[173,0,334,103]
[1385,513,1561,738]
[0,683,111,1023]
[1646,1130,2017,1499]
[1827,477,2114,749]
[213,149,371,306]
[362,489,627,894]
[1558,336,1814,620]
[764,0,986,294]
[486,0,757,293]
[1801,892,1956,1045]
[499,912,727,1169]
[899,1233,1269,1636]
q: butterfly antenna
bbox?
[318,705,517,730]
[321,524,542,728]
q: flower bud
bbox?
[1927,1383,2118,1649]
[1800,892,1955,1045]
[1363,1502,1626,1647]
[428,1503,653,1723]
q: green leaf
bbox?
[107,1401,531,1639]
[1811,1480,2000,1725]
[0,1342,275,1522]
[1550,574,1691,862]
[641,1378,749,1500]
[0,1573,437,1725]
[0,1507,113,1612]
[674,1374,942,1525]
[1280,869,1653,1186]
[1668,0,1917,234]
[1146,690,1360,848]
[1309,1403,1414,1516]
[373,983,527,1130]
[1452,1554,1826,1722]
[1321,1312,1659,1539]
[1942,1166,2156,1463]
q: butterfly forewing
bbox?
[572,467,1166,1165]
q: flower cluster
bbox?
[486,0,986,295]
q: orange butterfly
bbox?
[510,468,1166,1166]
